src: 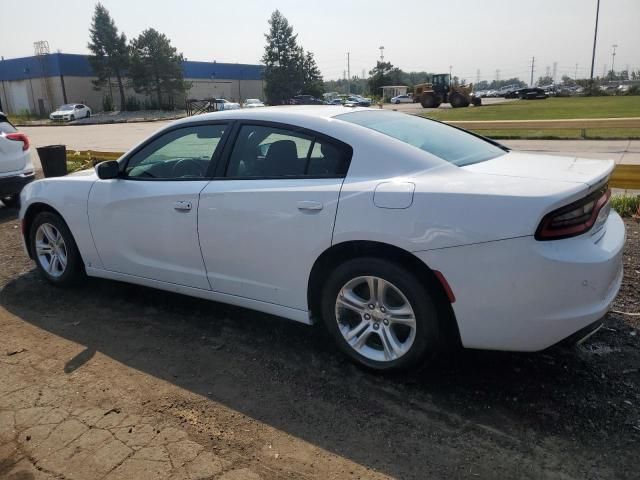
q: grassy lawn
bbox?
[419,96,640,139]
[423,96,640,121]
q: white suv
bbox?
[0,113,34,207]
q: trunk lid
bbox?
[463,151,614,188]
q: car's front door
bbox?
[88,123,228,289]
[198,122,352,310]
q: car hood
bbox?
[463,151,613,187]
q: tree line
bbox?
[88,3,188,111]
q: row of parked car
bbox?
[291,94,373,107]
[474,85,548,100]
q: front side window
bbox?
[338,110,506,167]
[125,124,226,179]
[225,124,350,178]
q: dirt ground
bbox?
[0,204,638,480]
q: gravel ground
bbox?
[0,204,638,479]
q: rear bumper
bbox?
[0,172,35,196]
[414,211,625,352]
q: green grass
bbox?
[422,96,640,122]
[471,128,640,140]
[610,194,640,217]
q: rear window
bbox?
[338,110,506,167]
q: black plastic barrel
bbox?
[36,145,67,178]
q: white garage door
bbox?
[8,82,30,113]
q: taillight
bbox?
[535,185,611,241]
[6,132,30,151]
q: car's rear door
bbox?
[198,121,352,310]
[88,122,229,289]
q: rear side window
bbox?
[225,124,351,178]
[338,110,506,166]
[0,115,17,134]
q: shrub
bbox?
[610,194,640,217]
[102,95,114,112]
[125,96,141,111]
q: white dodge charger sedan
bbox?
[19,106,624,371]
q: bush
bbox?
[125,96,141,111]
[610,194,640,217]
[102,95,114,112]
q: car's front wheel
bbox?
[321,258,440,371]
[30,212,84,286]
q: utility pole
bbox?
[449,65,452,80]
[495,69,500,82]
[530,56,535,86]
[589,0,600,91]
[379,46,384,62]
[552,62,557,83]
[610,44,618,80]
[347,52,351,94]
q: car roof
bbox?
[173,105,372,125]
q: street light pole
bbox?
[610,44,618,80]
[589,0,600,92]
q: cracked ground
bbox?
[0,203,638,480]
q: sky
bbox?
[1,0,638,82]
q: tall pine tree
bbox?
[262,10,305,104]
[301,50,323,98]
[87,3,129,110]
[129,28,189,109]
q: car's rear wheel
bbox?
[1,194,20,208]
[30,212,83,286]
[86,111,91,118]
[321,258,440,371]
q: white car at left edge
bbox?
[19,106,625,372]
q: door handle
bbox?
[174,201,192,211]
[297,201,323,211]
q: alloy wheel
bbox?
[335,276,417,362]
[35,223,68,278]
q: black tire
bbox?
[1,194,20,208]
[449,93,470,108]
[321,257,441,372]
[86,111,91,118]
[29,211,84,286]
[394,100,400,104]
[70,114,75,121]
[420,93,438,108]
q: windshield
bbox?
[59,104,74,111]
[338,110,506,167]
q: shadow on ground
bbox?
[0,207,638,478]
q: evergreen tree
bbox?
[87,3,129,110]
[129,28,189,109]
[302,51,323,98]
[262,10,304,104]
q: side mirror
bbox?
[96,160,120,180]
